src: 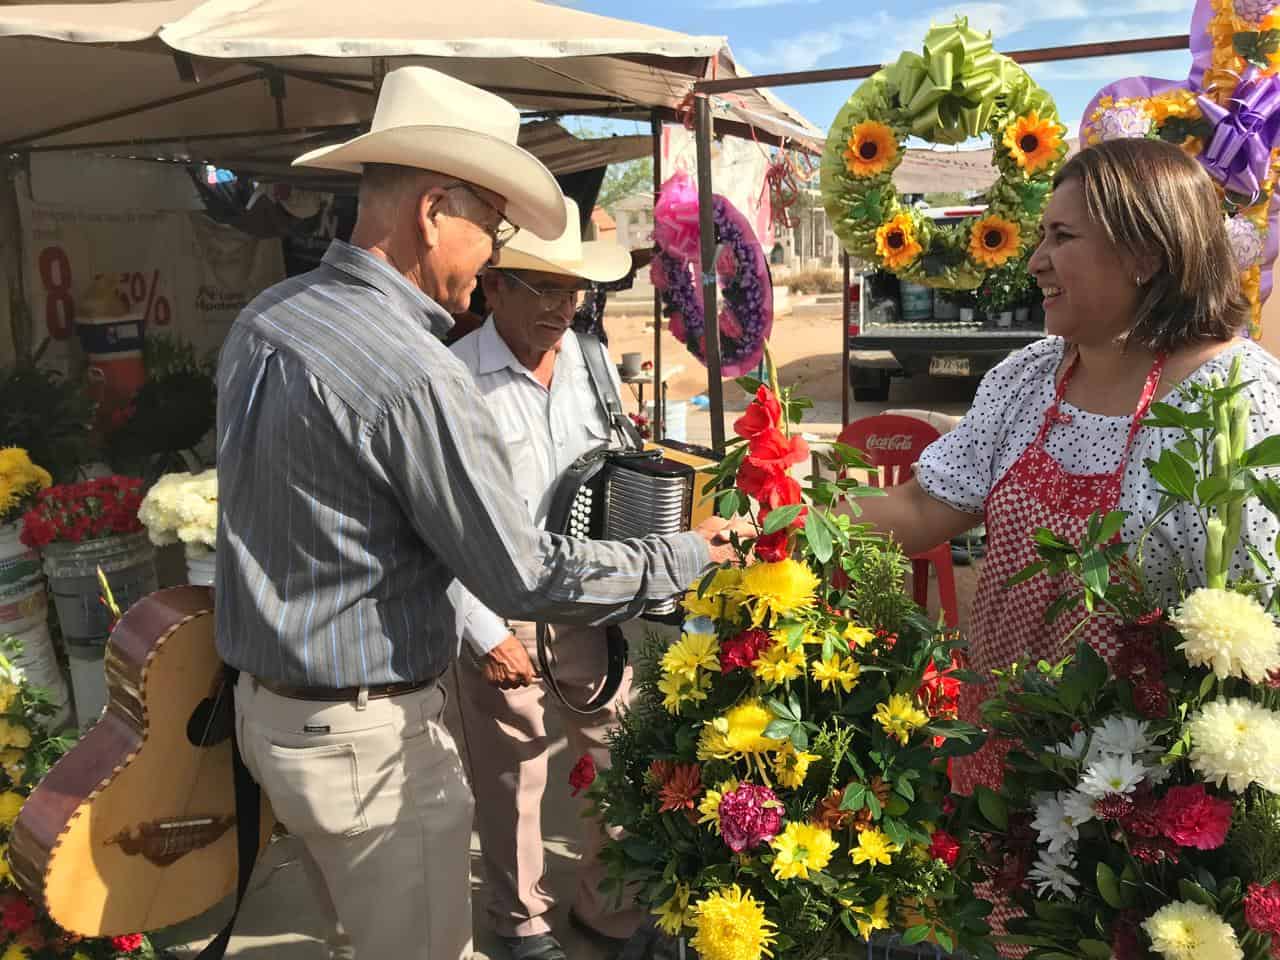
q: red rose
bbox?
[733,386,782,440]
[111,933,146,952]
[568,754,596,797]
[1246,883,1280,937]
[748,429,809,470]
[752,529,791,562]
[927,829,961,867]
[1158,783,1233,850]
[1,895,36,933]
[720,630,772,672]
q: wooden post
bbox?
[0,160,32,366]
[650,111,664,441]
[693,96,725,453]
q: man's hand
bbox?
[482,633,538,689]
[695,514,757,566]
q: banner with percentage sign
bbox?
[12,193,284,375]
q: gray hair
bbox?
[357,163,488,226]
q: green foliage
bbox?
[0,365,95,482]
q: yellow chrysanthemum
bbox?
[772,742,819,789]
[697,700,784,760]
[0,791,23,828]
[1,943,28,960]
[697,778,739,833]
[850,895,892,940]
[662,633,720,682]
[0,844,9,886]
[770,821,838,880]
[874,693,929,745]
[843,121,899,178]
[842,623,875,648]
[0,751,23,787]
[654,883,693,936]
[752,640,806,687]
[0,682,17,716]
[1002,111,1064,174]
[690,885,776,960]
[1142,900,1243,960]
[659,670,711,715]
[0,721,30,750]
[874,214,922,270]
[735,559,820,628]
[683,568,744,620]
[810,654,861,693]
[968,215,1022,269]
[851,828,899,869]
[1148,89,1199,123]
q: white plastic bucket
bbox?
[8,622,72,731]
[186,551,216,587]
[0,578,47,637]
[0,523,40,592]
[67,640,108,730]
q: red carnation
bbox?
[568,754,596,797]
[733,386,782,441]
[1158,783,1233,850]
[1245,882,1280,937]
[1,895,36,933]
[927,829,961,868]
[720,629,772,673]
[111,933,146,952]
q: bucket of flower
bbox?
[589,357,998,960]
[963,354,1280,960]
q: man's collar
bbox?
[321,240,454,338]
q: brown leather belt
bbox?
[256,677,434,702]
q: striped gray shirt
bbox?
[214,241,707,687]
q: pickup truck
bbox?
[847,206,1045,401]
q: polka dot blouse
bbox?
[915,336,1280,606]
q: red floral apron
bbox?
[953,349,1166,794]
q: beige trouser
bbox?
[453,620,643,940]
[235,673,475,960]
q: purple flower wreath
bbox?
[650,172,773,377]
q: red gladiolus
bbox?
[748,429,809,470]
[568,754,596,797]
[927,829,961,867]
[1246,883,1280,937]
[752,529,791,562]
[733,386,782,440]
[1158,783,1233,850]
[736,459,801,510]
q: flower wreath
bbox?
[820,18,1067,291]
[650,173,773,378]
[1080,0,1280,338]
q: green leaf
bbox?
[1096,863,1123,909]
[764,719,796,740]
[1147,450,1197,500]
[762,504,803,534]
[1178,879,1218,908]
[805,508,833,563]
[902,925,931,946]
[975,785,1008,830]
[1081,549,1110,597]
[1245,435,1280,468]
[866,790,883,820]
[766,696,798,722]
[1078,941,1113,959]
[935,929,954,953]
[895,777,915,801]
[735,375,765,396]
[1199,673,1216,700]
[1004,561,1048,588]
[1095,510,1127,544]
[1033,528,1074,552]
[1044,593,1080,625]
[840,782,867,811]
[790,724,809,750]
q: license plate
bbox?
[929,355,971,377]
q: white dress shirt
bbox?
[449,317,624,654]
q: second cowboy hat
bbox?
[496,197,631,283]
[294,66,566,240]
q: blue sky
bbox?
[564,0,1200,142]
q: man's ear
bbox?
[417,190,441,251]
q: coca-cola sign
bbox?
[863,433,915,451]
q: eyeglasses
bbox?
[499,270,585,311]
[441,183,520,250]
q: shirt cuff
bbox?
[464,609,512,656]
[670,530,712,591]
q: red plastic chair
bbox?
[836,414,960,628]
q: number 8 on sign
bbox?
[38,246,75,340]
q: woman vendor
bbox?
[849,137,1280,796]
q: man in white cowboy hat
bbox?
[215,66,733,960]
[449,196,640,960]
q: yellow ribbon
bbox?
[886,18,1014,144]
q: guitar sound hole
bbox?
[187,695,233,747]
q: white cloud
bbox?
[1023,50,1191,81]
[741,30,848,72]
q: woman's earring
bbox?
[1135,274,1144,286]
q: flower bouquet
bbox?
[0,453,52,530]
[0,635,155,958]
[19,479,144,551]
[591,370,996,959]
[968,355,1280,959]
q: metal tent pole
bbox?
[841,250,851,429]
[693,95,725,453]
[650,110,664,441]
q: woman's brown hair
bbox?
[1053,138,1248,352]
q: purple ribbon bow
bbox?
[1198,68,1280,200]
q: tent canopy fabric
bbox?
[0,0,823,172]
[894,139,1082,194]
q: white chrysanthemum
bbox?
[1142,901,1243,960]
[1173,588,1280,683]
[1032,792,1079,854]
[1188,697,1280,793]
[138,469,218,551]
[1027,847,1079,898]
[1079,753,1147,798]
[1050,730,1089,761]
[1061,790,1097,828]
[1092,715,1152,757]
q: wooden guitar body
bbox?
[10,586,274,936]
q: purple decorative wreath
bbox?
[650,173,773,377]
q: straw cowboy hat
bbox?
[496,197,631,283]
[293,66,566,240]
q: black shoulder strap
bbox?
[578,333,644,451]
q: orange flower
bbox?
[843,121,898,177]
[658,763,704,813]
[1002,112,1064,174]
[874,214,922,269]
[968,215,1021,268]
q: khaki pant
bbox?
[453,621,643,940]
[236,673,475,959]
